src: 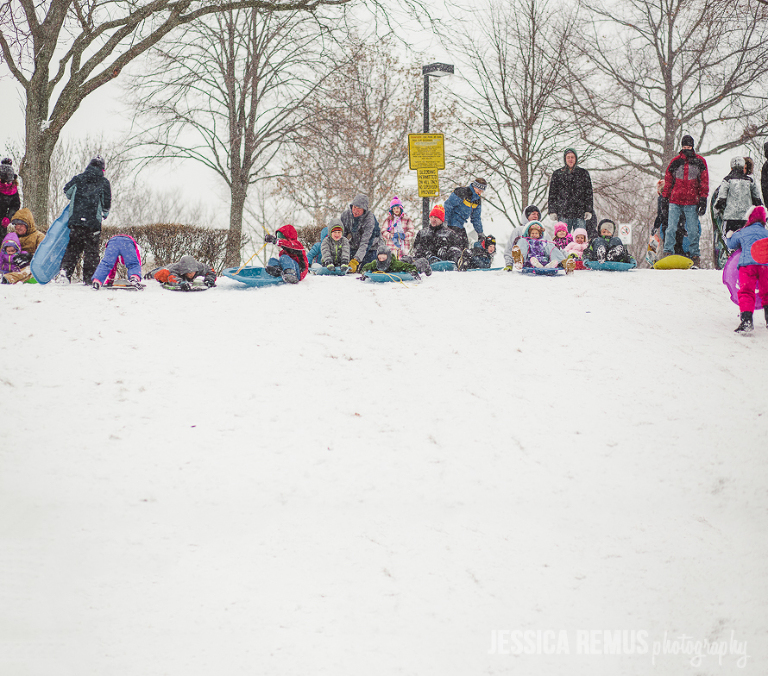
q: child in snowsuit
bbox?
[264,224,308,284]
[726,205,768,332]
[552,223,573,250]
[150,255,217,290]
[362,245,427,278]
[307,227,327,268]
[91,235,143,289]
[380,196,415,259]
[504,221,565,270]
[0,159,21,238]
[563,227,589,260]
[460,235,496,270]
[584,219,632,263]
[0,232,31,283]
[1,208,44,284]
[320,219,350,271]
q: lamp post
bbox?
[422,62,454,229]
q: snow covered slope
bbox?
[1,268,766,676]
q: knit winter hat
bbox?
[554,222,569,237]
[598,219,616,235]
[745,205,767,228]
[483,234,496,249]
[730,156,745,171]
[328,217,344,234]
[429,204,445,222]
[0,159,14,183]
[89,155,106,171]
[471,178,488,193]
[389,196,404,214]
[524,205,540,220]
[572,227,588,241]
[563,147,578,164]
[681,135,695,149]
[526,221,545,236]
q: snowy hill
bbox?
[1,267,766,676]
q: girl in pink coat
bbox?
[564,227,589,259]
[381,196,415,259]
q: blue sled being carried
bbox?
[30,204,71,284]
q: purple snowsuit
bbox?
[0,232,28,273]
[92,235,142,284]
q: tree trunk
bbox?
[226,177,248,267]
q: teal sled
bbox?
[583,260,636,271]
[429,260,457,272]
[521,267,563,276]
[361,271,416,283]
[221,266,285,287]
[310,267,347,276]
[30,204,70,284]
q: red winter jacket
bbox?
[275,224,309,280]
[662,150,709,206]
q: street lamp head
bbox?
[422,63,454,77]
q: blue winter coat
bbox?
[443,185,483,235]
[727,222,768,267]
[307,227,328,265]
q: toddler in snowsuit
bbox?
[726,205,768,332]
[320,219,350,271]
[460,235,496,270]
[150,255,217,290]
[552,223,573,250]
[504,221,565,270]
[362,245,429,278]
[584,219,632,264]
[563,227,589,260]
[0,232,31,283]
[91,235,143,289]
[264,224,308,284]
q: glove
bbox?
[14,252,32,267]
[340,264,350,274]
[549,213,557,221]
[411,270,421,280]
[504,265,515,272]
[697,198,707,216]
[349,259,359,273]
[715,199,725,213]
[203,272,216,287]
[264,233,276,244]
[179,280,191,291]
[726,230,733,238]
[584,212,592,220]
[326,264,335,271]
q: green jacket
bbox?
[361,257,417,273]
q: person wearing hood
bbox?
[563,227,589,260]
[380,196,415,259]
[306,227,328,268]
[0,158,21,237]
[8,208,45,255]
[584,219,632,264]
[339,194,380,272]
[149,254,217,290]
[726,205,768,333]
[547,148,594,233]
[320,219,350,271]
[410,204,464,264]
[714,157,763,237]
[0,231,32,283]
[57,155,112,284]
[660,135,708,266]
[264,224,308,284]
[443,178,487,244]
[504,221,565,270]
[91,235,144,289]
[361,244,425,278]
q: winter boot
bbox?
[92,279,102,290]
[690,255,701,267]
[734,311,754,333]
[54,269,70,284]
[564,258,576,275]
[281,268,298,284]
[511,246,523,270]
[265,265,282,277]
[458,249,471,271]
[764,307,768,328]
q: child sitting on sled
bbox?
[362,245,430,278]
[584,220,632,264]
[149,255,217,290]
[320,219,350,271]
[504,221,566,271]
[264,224,308,284]
[726,205,768,333]
[552,223,573,250]
[91,234,143,289]
[0,232,31,284]
[563,227,589,259]
[459,235,496,270]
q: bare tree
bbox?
[0,0,358,227]
[447,0,575,225]
[128,8,332,266]
[564,0,768,176]
[279,35,422,227]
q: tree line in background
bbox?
[2,0,767,268]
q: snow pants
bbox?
[737,265,768,312]
[61,227,101,283]
[92,235,142,284]
[268,254,300,277]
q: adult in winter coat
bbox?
[0,159,21,237]
[715,157,763,236]
[508,204,552,248]
[660,135,708,266]
[547,148,594,232]
[411,204,465,263]
[8,208,45,256]
[443,178,487,243]
[339,194,380,272]
[264,224,309,284]
[58,155,112,284]
[380,196,415,259]
[726,205,768,332]
[320,219,350,270]
[150,255,217,289]
[91,235,144,289]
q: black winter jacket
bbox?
[64,165,112,231]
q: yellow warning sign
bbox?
[408,134,445,170]
[417,169,440,197]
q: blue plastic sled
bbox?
[361,271,416,283]
[429,260,457,272]
[310,266,347,276]
[521,266,563,276]
[584,260,637,271]
[30,204,71,284]
[466,266,503,272]
[221,266,285,287]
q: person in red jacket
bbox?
[660,135,709,266]
[264,224,308,283]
